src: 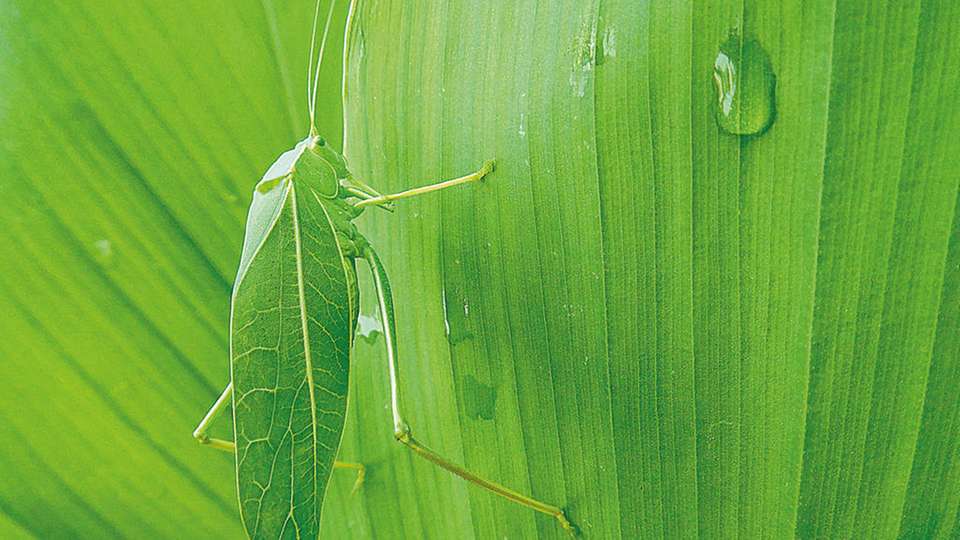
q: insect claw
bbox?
[558,511,579,537]
[479,159,496,180]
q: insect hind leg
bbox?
[362,246,577,536]
[395,430,577,535]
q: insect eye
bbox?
[316,136,327,147]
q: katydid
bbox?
[192,0,575,537]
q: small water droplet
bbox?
[93,239,113,262]
[712,35,776,135]
[357,37,366,61]
[569,16,597,97]
[441,288,451,337]
[442,287,473,345]
[597,25,617,65]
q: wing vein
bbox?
[288,184,321,527]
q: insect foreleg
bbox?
[362,245,576,536]
[192,382,236,452]
[353,160,495,209]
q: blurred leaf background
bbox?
[1,1,958,539]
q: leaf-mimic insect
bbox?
[192,1,575,537]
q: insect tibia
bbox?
[353,159,496,209]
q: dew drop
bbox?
[712,35,776,135]
[568,17,597,97]
[357,31,366,61]
[93,239,113,265]
[596,24,616,65]
[441,287,474,345]
[94,239,111,257]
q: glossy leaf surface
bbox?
[1,1,959,539]
[0,1,347,537]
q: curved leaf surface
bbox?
[1,1,958,539]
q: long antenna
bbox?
[306,0,323,131]
[306,0,337,136]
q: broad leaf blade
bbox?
[329,1,960,539]
[1,0,959,539]
[0,0,347,537]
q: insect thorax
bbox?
[255,135,369,254]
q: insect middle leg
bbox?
[192,382,365,490]
[362,247,576,536]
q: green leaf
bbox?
[2,1,958,539]
[0,1,347,537]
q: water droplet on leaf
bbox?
[93,239,113,264]
[596,24,617,65]
[442,287,473,345]
[713,35,776,135]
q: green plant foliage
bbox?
[0,1,346,537]
[1,1,958,539]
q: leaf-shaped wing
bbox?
[234,141,311,285]
[230,180,353,539]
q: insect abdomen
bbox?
[230,180,352,539]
